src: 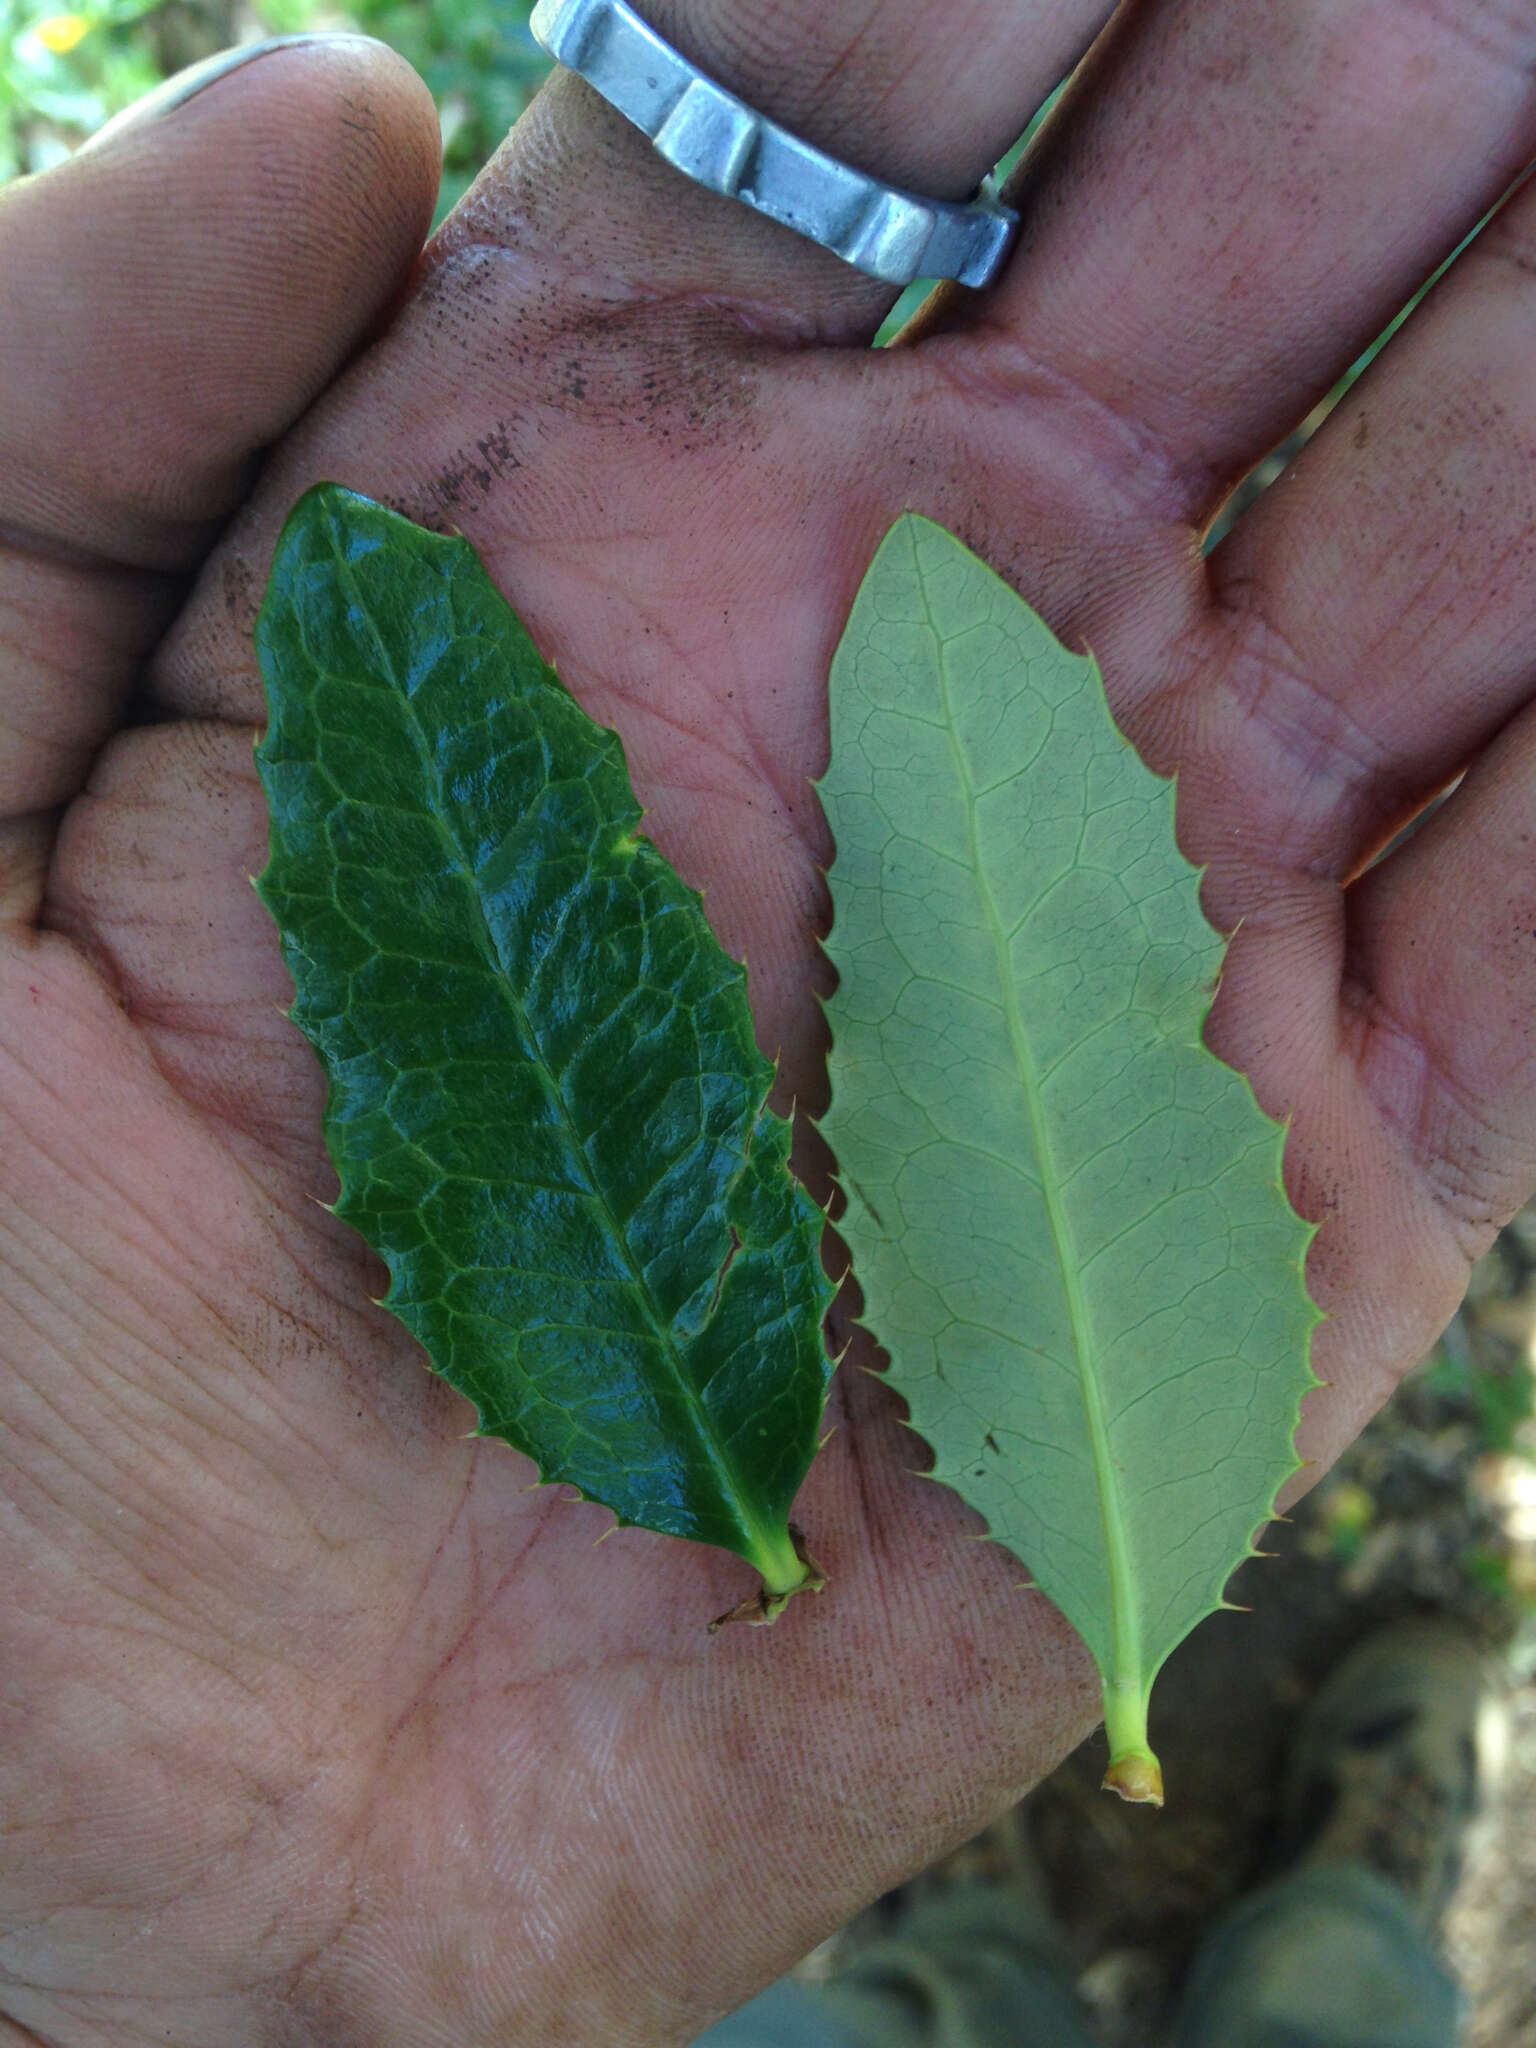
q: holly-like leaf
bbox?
[254,485,833,1606]
[818,517,1319,1799]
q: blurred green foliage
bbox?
[1,0,546,211]
[1422,1336,1536,1458]
[2,0,165,179]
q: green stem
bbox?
[1101,1678,1163,1805]
[710,1525,827,1631]
[750,1522,812,1599]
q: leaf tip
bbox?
[1102,1748,1164,1807]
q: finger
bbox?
[1343,705,1536,1251]
[437,0,1113,342]
[0,35,439,834]
[968,0,1536,512]
[1195,170,1536,905]
[1255,696,1536,1471]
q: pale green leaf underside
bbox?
[819,517,1318,1793]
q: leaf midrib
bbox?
[332,536,776,1555]
[927,594,1142,1697]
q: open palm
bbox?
[5,2,1536,2041]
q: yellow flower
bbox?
[35,12,91,53]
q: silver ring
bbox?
[529,0,1019,289]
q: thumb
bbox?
[0,33,440,824]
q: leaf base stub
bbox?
[1102,1747,1165,1807]
[708,1530,827,1632]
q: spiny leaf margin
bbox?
[817,514,1321,1796]
[253,483,834,1598]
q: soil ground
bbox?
[810,1209,1536,2046]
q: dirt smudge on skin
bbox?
[432,421,524,518]
[221,551,259,639]
[408,244,771,476]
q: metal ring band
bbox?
[528,0,1019,289]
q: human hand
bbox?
[4,2,1536,2041]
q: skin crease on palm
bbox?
[3,0,1536,2036]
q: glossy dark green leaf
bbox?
[255,485,832,1600]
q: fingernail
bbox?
[81,32,384,148]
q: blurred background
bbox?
[4,4,1535,2039]
[0,0,542,210]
